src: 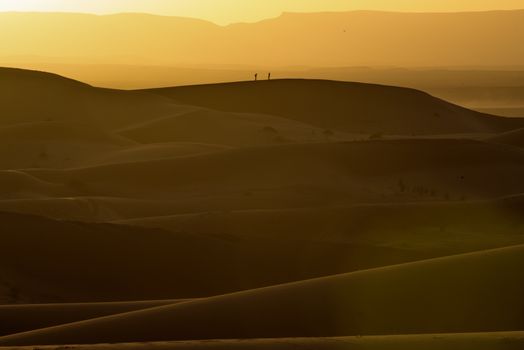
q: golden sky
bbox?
[0,0,523,24]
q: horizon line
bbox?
[1,8,523,26]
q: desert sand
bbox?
[1,245,523,345]
[1,67,523,348]
[1,332,523,350]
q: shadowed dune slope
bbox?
[0,197,216,222]
[0,197,126,222]
[20,139,524,201]
[0,300,190,337]
[144,80,524,135]
[0,170,69,199]
[1,332,523,350]
[118,108,350,147]
[119,195,524,254]
[1,245,523,346]
[487,128,524,148]
[0,121,136,169]
[86,143,231,166]
[0,121,134,145]
[0,211,433,303]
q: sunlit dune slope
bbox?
[0,121,134,145]
[144,80,524,135]
[0,197,207,222]
[1,245,523,345]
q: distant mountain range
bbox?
[1,10,523,67]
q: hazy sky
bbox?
[0,0,523,24]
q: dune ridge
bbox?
[0,299,191,337]
[1,244,523,345]
[1,332,524,350]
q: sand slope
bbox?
[3,67,523,142]
[19,139,524,201]
[1,332,523,350]
[1,245,523,345]
[4,332,524,350]
[1,67,523,348]
[0,211,433,303]
[86,143,231,166]
[0,121,136,169]
[119,196,524,254]
[0,300,189,336]
[0,67,193,131]
[487,128,524,148]
[144,80,524,135]
[0,170,70,199]
[119,108,350,147]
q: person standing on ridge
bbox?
[268,72,271,80]
[254,73,258,81]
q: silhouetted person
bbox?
[268,72,271,80]
[255,73,258,81]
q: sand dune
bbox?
[145,80,524,135]
[0,67,192,131]
[487,128,524,148]
[1,245,523,345]
[0,299,189,337]
[18,139,524,202]
[0,194,345,222]
[119,196,524,254]
[1,67,523,348]
[0,121,133,146]
[0,197,238,222]
[4,67,522,141]
[1,332,523,350]
[3,332,524,350]
[87,143,231,166]
[119,108,350,147]
[0,170,70,199]
[0,211,434,303]
[0,121,136,169]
